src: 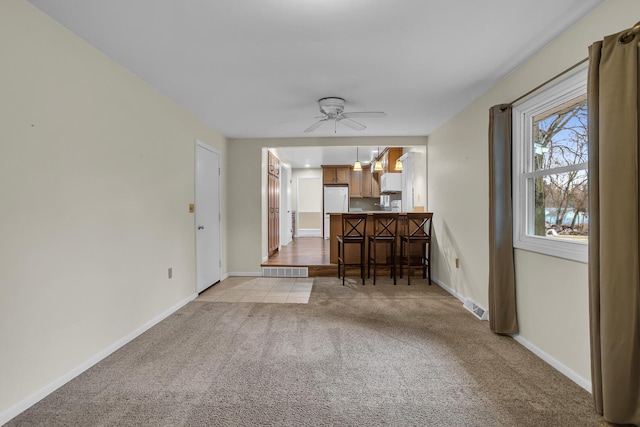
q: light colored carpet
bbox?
[7,277,602,426]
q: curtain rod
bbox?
[509,21,640,106]
[619,20,640,43]
[509,57,588,106]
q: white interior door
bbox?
[195,141,221,293]
[280,166,292,246]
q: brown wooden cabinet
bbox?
[349,167,380,198]
[371,172,380,197]
[379,147,403,174]
[322,165,350,185]
[268,152,280,256]
[363,168,381,198]
[268,151,280,178]
[350,168,362,197]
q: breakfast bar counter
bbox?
[328,212,413,265]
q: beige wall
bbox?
[291,168,322,215]
[290,169,322,235]
[298,213,323,230]
[427,0,640,386]
[229,136,428,273]
[0,0,228,415]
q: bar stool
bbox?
[367,213,399,285]
[399,212,433,285]
[337,213,368,286]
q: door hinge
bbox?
[219,167,221,176]
[219,260,222,267]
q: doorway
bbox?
[195,140,221,293]
[280,165,293,247]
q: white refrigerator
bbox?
[323,185,349,239]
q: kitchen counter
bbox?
[328,212,414,264]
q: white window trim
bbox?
[512,64,588,263]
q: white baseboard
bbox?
[0,293,197,426]
[434,277,591,393]
[432,277,465,303]
[297,228,321,237]
[511,334,591,393]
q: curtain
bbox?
[488,105,518,334]
[588,27,640,424]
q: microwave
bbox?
[380,173,402,193]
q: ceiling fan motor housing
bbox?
[318,97,345,117]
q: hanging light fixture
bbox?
[353,147,362,171]
[395,158,403,171]
[374,146,383,171]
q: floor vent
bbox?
[463,299,489,321]
[262,267,309,278]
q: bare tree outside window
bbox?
[532,95,588,240]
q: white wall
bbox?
[291,168,322,216]
[0,0,228,417]
[291,169,322,236]
[427,0,640,386]
[228,136,428,273]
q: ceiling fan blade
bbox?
[342,112,387,119]
[303,118,329,133]
[338,118,366,131]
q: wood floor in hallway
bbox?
[262,237,335,276]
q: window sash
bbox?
[512,64,588,263]
[523,162,588,179]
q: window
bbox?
[512,65,588,263]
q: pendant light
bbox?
[395,158,403,171]
[374,146,383,172]
[353,147,362,171]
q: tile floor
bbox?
[196,277,314,304]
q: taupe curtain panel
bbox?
[488,105,518,334]
[588,26,640,424]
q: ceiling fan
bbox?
[304,97,386,133]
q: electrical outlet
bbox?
[455,258,460,269]
[168,267,173,279]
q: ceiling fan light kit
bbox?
[304,97,386,133]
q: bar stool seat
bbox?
[367,213,399,285]
[337,213,368,286]
[399,212,433,285]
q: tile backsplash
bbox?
[349,197,383,212]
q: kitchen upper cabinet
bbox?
[350,168,362,197]
[322,165,350,185]
[350,167,379,198]
[364,168,380,198]
[378,147,403,174]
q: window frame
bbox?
[512,64,589,263]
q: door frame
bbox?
[194,139,222,292]
[280,164,292,247]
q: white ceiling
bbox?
[28,0,602,141]
[274,146,383,169]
